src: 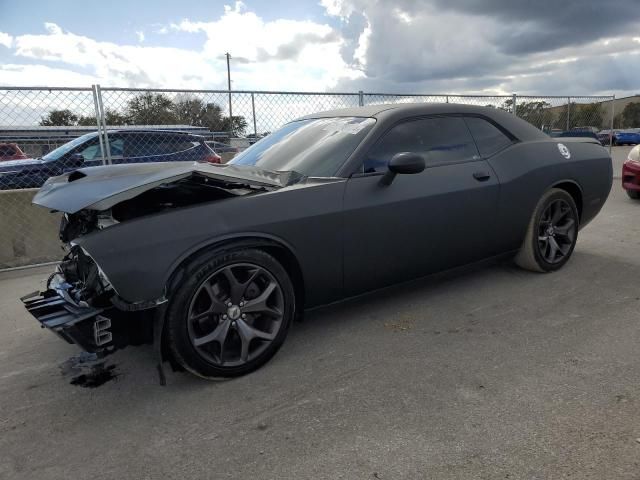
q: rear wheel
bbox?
[627,189,640,200]
[166,248,294,379]
[515,188,579,272]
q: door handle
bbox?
[473,171,491,181]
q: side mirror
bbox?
[380,152,426,186]
[68,153,85,167]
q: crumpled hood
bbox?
[33,161,301,214]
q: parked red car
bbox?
[0,143,28,161]
[622,145,640,199]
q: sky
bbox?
[1,0,640,96]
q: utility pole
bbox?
[226,52,233,138]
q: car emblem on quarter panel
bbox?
[557,143,571,159]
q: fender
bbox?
[162,231,301,295]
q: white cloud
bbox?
[43,22,63,35]
[0,31,13,49]
[1,3,362,92]
[394,8,412,24]
[319,0,352,18]
[9,23,224,88]
[3,1,639,97]
[0,63,98,87]
[325,0,640,96]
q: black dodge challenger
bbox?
[22,103,612,380]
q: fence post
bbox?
[251,92,257,137]
[358,90,364,107]
[226,52,233,139]
[566,97,571,130]
[446,95,449,104]
[609,94,615,154]
[91,84,106,165]
[512,93,517,116]
[95,84,112,165]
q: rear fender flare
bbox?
[547,179,583,219]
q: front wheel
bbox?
[166,248,295,379]
[515,188,579,272]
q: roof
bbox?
[298,102,549,142]
[298,102,500,119]
[105,129,205,136]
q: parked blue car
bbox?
[612,130,640,146]
[551,130,600,143]
[0,130,221,190]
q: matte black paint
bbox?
[37,103,613,310]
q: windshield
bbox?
[229,117,375,177]
[42,132,97,162]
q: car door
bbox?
[342,115,500,296]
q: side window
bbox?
[464,117,513,157]
[152,136,197,155]
[79,143,101,161]
[109,138,124,157]
[79,138,124,160]
[123,134,151,157]
[123,134,194,157]
[363,117,480,173]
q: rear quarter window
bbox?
[124,134,197,157]
[464,117,513,157]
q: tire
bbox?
[627,189,640,200]
[515,188,579,272]
[165,248,295,379]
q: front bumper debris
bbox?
[21,273,113,353]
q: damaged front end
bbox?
[21,162,294,362]
[21,246,124,354]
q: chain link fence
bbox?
[0,86,616,269]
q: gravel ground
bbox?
[0,147,638,480]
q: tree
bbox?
[125,92,177,125]
[613,113,625,129]
[220,115,248,136]
[575,103,603,128]
[622,102,640,128]
[39,109,79,126]
[556,102,604,130]
[77,110,128,126]
[173,96,205,125]
[555,102,574,130]
[519,101,553,128]
[501,100,553,128]
[171,95,248,135]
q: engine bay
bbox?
[59,175,262,243]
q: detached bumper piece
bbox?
[21,289,112,354]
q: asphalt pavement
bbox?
[0,147,638,480]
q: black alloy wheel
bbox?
[187,263,284,367]
[536,198,577,264]
[166,248,294,379]
[515,188,579,272]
